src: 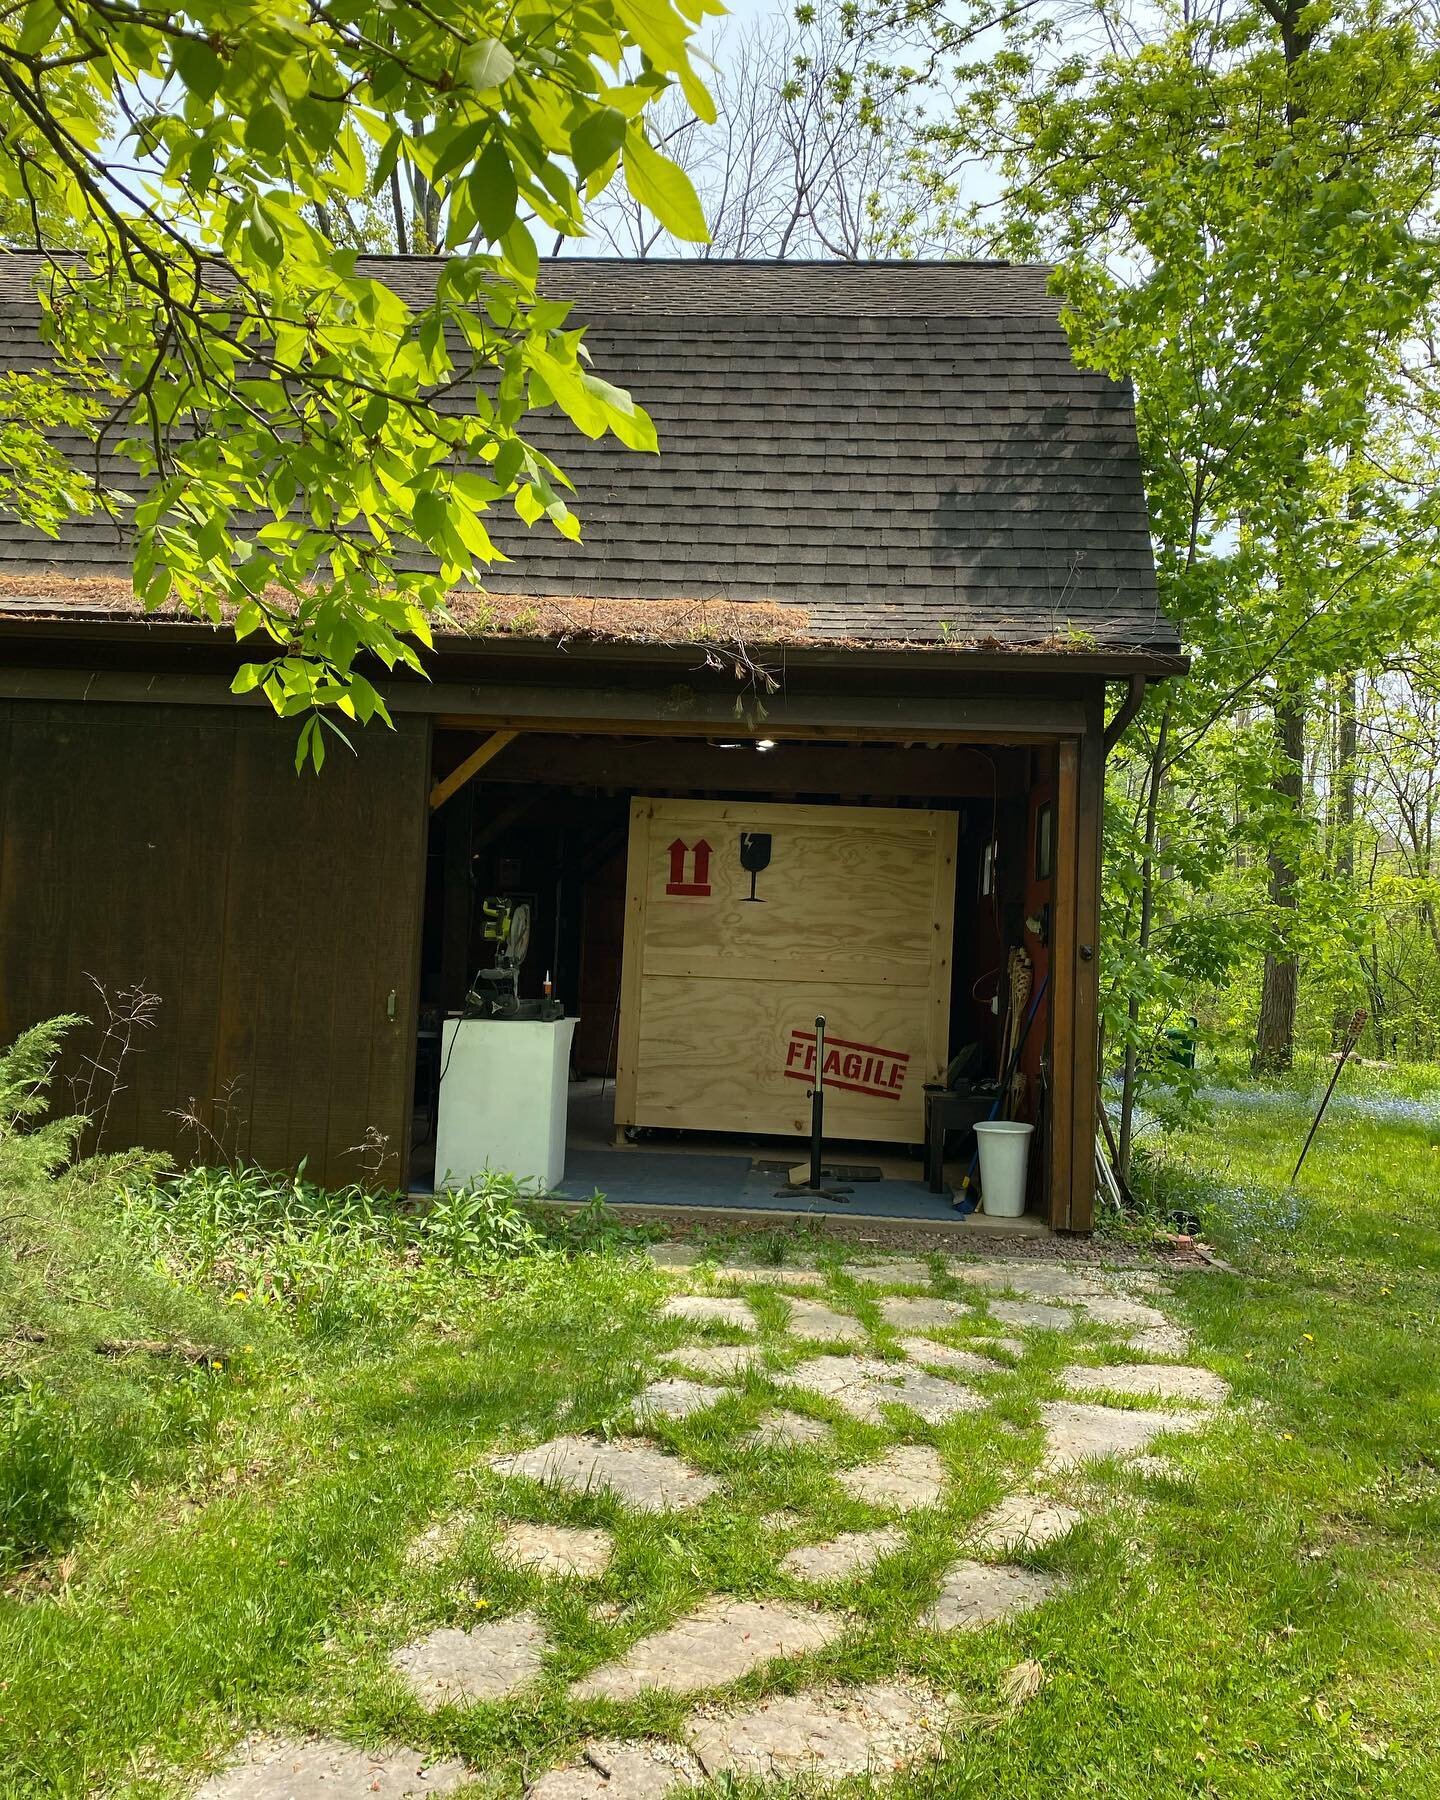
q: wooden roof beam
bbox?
[429,729,518,810]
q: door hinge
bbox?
[386,987,397,1021]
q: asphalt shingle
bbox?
[0,255,1173,651]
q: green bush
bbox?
[0,1013,86,1189]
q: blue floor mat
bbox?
[551,1150,956,1221]
[553,1151,752,1206]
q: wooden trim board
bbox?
[612,796,653,1136]
[1067,697,1106,1233]
[1048,738,1080,1230]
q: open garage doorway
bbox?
[410,730,1058,1232]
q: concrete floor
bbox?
[412,1076,1046,1233]
[551,1081,1045,1231]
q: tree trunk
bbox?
[1117,699,1169,1179]
[1253,691,1306,1074]
[1331,671,1358,1048]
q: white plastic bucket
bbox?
[975,1120,1034,1217]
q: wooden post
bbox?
[1067,696,1105,1233]
[612,797,652,1136]
[1048,738,1079,1230]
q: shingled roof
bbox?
[0,253,1174,654]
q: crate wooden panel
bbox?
[615,798,958,1143]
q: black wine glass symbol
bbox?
[740,831,772,902]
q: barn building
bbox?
[0,257,1181,1233]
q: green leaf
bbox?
[471,140,518,242]
[246,199,285,268]
[17,0,61,55]
[503,219,539,281]
[571,107,627,178]
[244,104,289,158]
[623,128,708,243]
[462,39,516,93]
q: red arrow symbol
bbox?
[664,835,713,897]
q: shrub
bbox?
[0,1014,86,1190]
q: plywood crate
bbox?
[615,797,958,1144]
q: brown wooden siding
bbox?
[0,700,429,1187]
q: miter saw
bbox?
[465,896,564,1020]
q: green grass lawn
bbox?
[2,1054,1438,1798]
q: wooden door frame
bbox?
[430,709,1102,1233]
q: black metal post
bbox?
[1291,1008,1367,1185]
[809,1014,826,1188]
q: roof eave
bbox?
[0,606,1187,676]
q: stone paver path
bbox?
[948,1260,1106,1301]
[489,1436,720,1512]
[848,1261,936,1287]
[497,1522,614,1579]
[647,1243,705,1268]
[1075,1294,1171,1331]
[1126,1323,1196,1358]
[779,1354,982,1424]
[688,1680,949,1781]
[635,1376,727,1421]
[571,1598,845,1702]
[666,1344,761,1380]
[390,1614,545,1710]
[1040,1400,1208,1471]
[780,1527,904,1584]
[196,1740,470,1800]
[970,1494,1084,1554]
[712,1264,826,1288]
[662,1295,758,1330]
[784,1297,868,1343]
[200,1244,1232,1800]
[877,1296,974,1332]
[745,1409,834,1449]
[925,1561,1065,1631]
[896,1337,996,1376]
[838,1444,948,1512]
[1058,1363,1230,1407]
[527,1741,703,1798]
[988,1299,1076,1330]
[403,1512,468,1569]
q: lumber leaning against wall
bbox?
[615,797,958,1145]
